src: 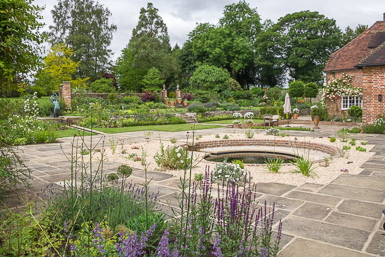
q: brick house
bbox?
[323,14,385,123]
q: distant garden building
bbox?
[324,14,385,123]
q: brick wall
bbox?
[326,67,385,123]
[361,66,385,123]
[60,81,72,107]
[325,69,363,117]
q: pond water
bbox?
[204,151,298,164]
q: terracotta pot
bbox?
[233,123,241,128]
[170,101,175,106]
[246,122,253,128]
[293,113,298,119]
[183,102,188,106]
[313,115,320,129]
[177,99,182,104]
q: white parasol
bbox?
[283,93,291,114]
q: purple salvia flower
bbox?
[260,247,268,257]
[212,236,223,257]
[157,229,171,257]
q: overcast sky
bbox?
[34,0,385,61]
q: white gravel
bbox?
[105,133,374,187]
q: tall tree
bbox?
[261,11,342,83]
[341,24,368,46]
[0,0,45,96]
[116,3,179,92]
[187,1,262,89]
[48,0,116,82]
[34,44,89,95]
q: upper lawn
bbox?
[202,119,264,124]
[91,123,224,134]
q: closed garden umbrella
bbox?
[283,93,291,126]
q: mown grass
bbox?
[97,123,223,133]
[56,123,223,137]
[202,119,264,124]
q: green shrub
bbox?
[193,90,212,103]
[288,81,305,98]
[329,137,336,142]
[310,106,328,121]
[187,103,207,113]
[259,106,284,116]
[304,82,319,98]
[154,144,191,170]
[348,105,362,121]
[265,158,283,173]
[292,157,317,178]
[355,146,366,152]
[89,78,116,93]
[223,105,241,111]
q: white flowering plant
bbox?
[243,112,254,119]
[265,128,280,136]
[7,92,57,145]
[232,112,242,118]
[292,108,299,114]
[213,160,249,185]
[154,144,191,169]
[322,74,362,102]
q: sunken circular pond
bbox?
[204,151,298,164]
[188,139,340,165]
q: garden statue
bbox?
[50,92,60,117]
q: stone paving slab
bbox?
[278,238,377,257]
[337,199,385,219]
[295,182,324,192]
[285,190,341,206]
[131,170,174,181]
[365,231,385,256]
[319,184,385,203]
[292,202,332,220]
[325,211,378,232]
[255,182,296,196]
[282,216,371,250]
[256,195,304,211]
[332,174,385,190]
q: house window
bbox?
[341,96,362,110]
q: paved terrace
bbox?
[2,118,385,256]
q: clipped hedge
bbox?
[259,106,284,117]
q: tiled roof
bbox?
[357,42,385,67]
[324,21,385,72]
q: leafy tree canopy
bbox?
[34,44,89,95]
[0,0,45,96]
[186,1,261,89]
[116,2,179,92]
[48,0,117,82]
[341,24,368,46]
[189,64,230,93]
[142,67,165,92]
[263,11,342,83]
[288,80,305,98]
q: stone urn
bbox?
[313,115,320,129]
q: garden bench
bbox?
[263,114,280,126]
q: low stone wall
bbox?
[190,139,339,156]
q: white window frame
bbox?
[341,96,362,110]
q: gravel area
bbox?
[106,132,374,187]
